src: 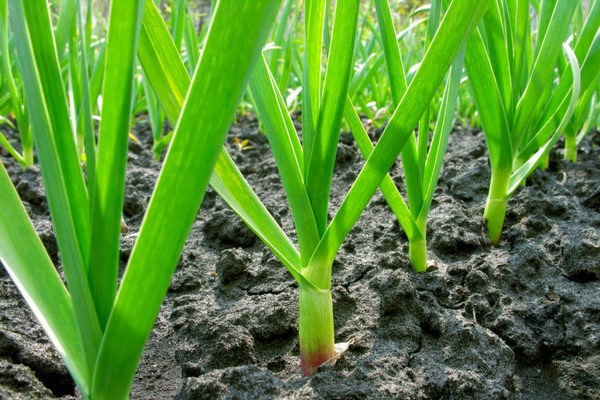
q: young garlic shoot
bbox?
[465,0,587,244]
[341,0,464,272]
[135,0,490,377]
[243,0,490,374]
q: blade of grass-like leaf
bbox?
[92,2,282,396]
[512,91,574,183]
[89,45,106,115]
[344,96,419,240]
[54,0,77,56]
[183,9,200,69]
[83,0,92,63]
[305,0,360,234]
[141,68,165,159]
[251,56,305,178]
[137,0,301,274]
[0,163,89,395]
[508,42,581,193]
[137,0,188,121]
[419,49,464,224]
[374,0,422,218]
[276,14,299,94]
[509,0,532,97]
[248,56,320,265]
[521,12,599,161]
[10,0,101,372]
[511,0,578,151]
[570,29,600,133]
[88,0,145,330]
[482,0,514,119]
[574,0,600,62]
[302,0,325,176]
[374,0,407,102]
[0,0,32,167]
[349,54,385,103]
[305,0,492,288]
[535,0,555,59]
[170,0,186,51]
[210,150,306,283]
[14,0,91,266]
[417,0,442,171]
[576,95,597,144]
[0,134,26,165]
[75,2,96,183]
[67,25,83,157]
[519,92,572,161]
[466,22,515,243]
[465,27,513,172]
[521,30,600,161]
[269,0,294,73]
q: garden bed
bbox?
[1,116,599,399]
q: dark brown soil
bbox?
[1,115,599,399]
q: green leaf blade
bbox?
[249,56,319,264]
[88,0,145,330]
[511,0,579,149]
[92,1,282,396]
[302,0,326,169]
[0,163,89,396]
[305,0,360,235]
[10,0,101,373]
[306,0,493,287]
[465,27,513,172]
[138,0,301,277]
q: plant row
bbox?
[0,0,599,398]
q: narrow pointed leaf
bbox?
[305,0,492,288]
[305,0,360,234]
[10,0,101,372]
[0,163,88,396]
[508,42,581,194]
[249,56,320,264]
[137,0,300,275]
[511,0,578,149]
[344,96,419,240]
[88,0,145,330]
[92,2,282,396]
[302,0,326,167]
[465,27,513,172]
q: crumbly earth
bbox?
[1,115,599,399]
